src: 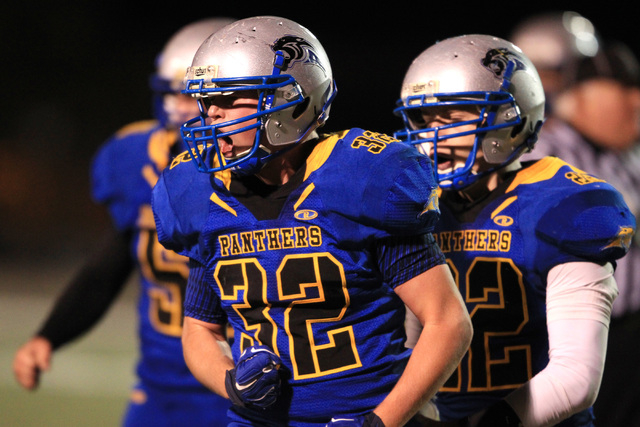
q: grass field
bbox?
[1,257,137,427]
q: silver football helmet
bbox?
[149,17,235,127]
[394,34,545,190]
[181,16,336,174]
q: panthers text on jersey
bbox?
[430,156,635,425]
[91,120,230,424]
[152,128,442,426]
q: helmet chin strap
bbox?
[447,143,528,191]
[230,143,298,177]
[229,146,271,176]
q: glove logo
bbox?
[235,378,258,391]
[225,344,282,409]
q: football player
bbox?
[151,15,472,427]
[512,12,640,427]
[12,17,235,426]
[394,34,635,426]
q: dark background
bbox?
[2,2,638,261]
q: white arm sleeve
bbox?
[505,262,618,427]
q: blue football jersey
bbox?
[431,157,635,425]
[152,129,442,425]
[91,121,230,417]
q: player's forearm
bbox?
[37,228,133,349]
[505,317,608,426]
[182,317,234,398]
[505,262,616,426]
[376,310,472,426]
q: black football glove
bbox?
[225,344,282,409]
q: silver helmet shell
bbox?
[155,17,236,91]
[150,17,235,126]
[395,34,545,189]
[182,16,335,174]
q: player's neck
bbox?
[456,161,521,202]
[256,137,316,186]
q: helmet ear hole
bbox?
[292,97,310,119]
[511,117,526,138]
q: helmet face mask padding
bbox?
[394,35,545,190]
[180,16,336,175]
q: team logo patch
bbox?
[294,209,318,220]
[493,215,514,227]
[272,35,325,73]
[603,226,635,251]
[421,188,440,216]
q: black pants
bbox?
[593,309,640,426]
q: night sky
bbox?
[2,2,637,258]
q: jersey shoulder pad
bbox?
[91,121,161,192]
[91,121,162,229]
[112,120,159,138]
[315,129,440,234]
[152,151,219,262]
[535,173,636,262]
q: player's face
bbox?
[164,93,201,129]
[201,91,260,159]
[416,105,487,174]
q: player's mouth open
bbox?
[435,153,454,171]
[218,136,234,157]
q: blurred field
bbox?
[0,256,137,427]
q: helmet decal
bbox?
[272,36,326,73]
[481,48,525,79]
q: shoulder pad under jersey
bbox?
[91,121,160,230]
[152,149,223,262]
[535,176,636,263]
[319,129,440,234]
